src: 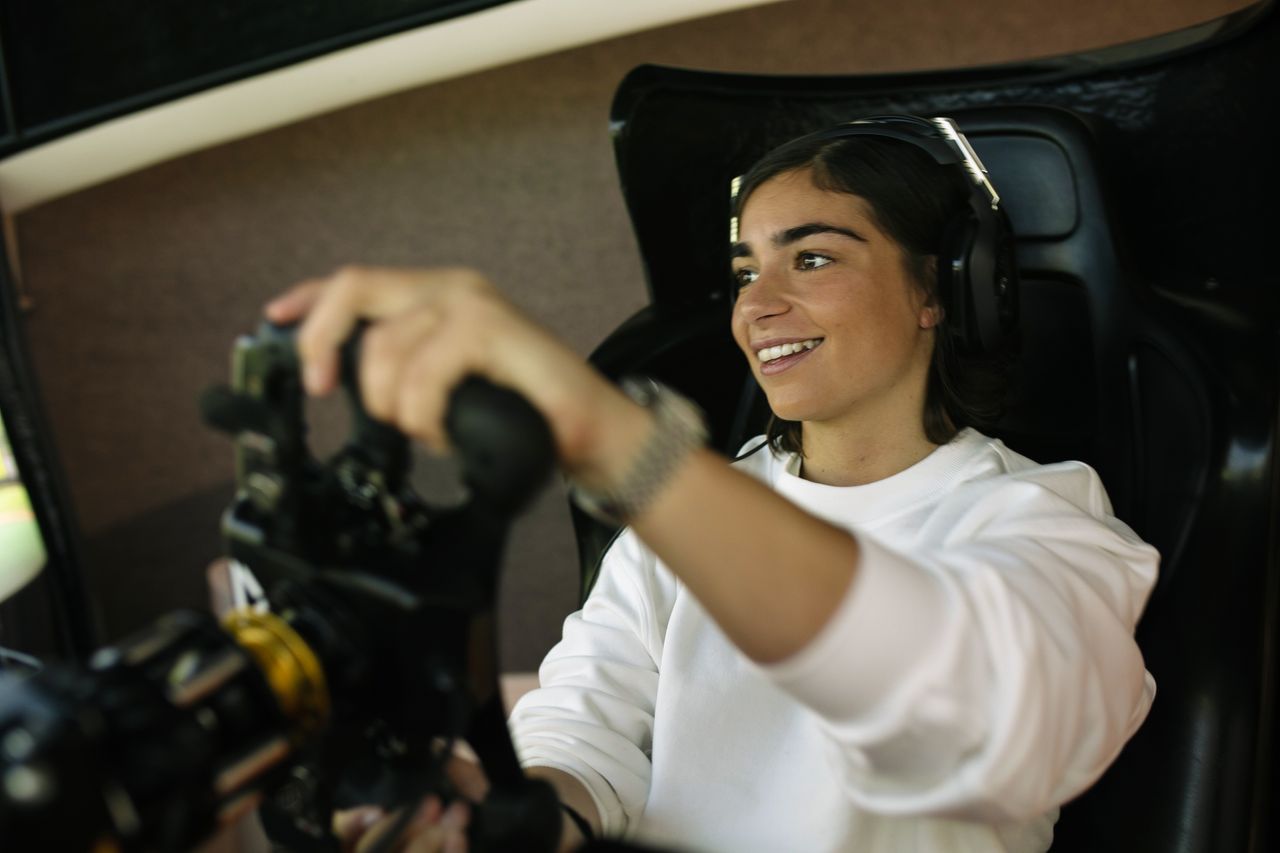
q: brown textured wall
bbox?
[10,0,1249,670]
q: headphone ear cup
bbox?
[966,207,1002,353]
[938,214,979,354]
[948,204,1016,356]
[991,213,1020,345]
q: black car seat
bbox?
[571,4,1280,851]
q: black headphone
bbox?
[731,115,1018,355]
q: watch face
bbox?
[621,376,661,406]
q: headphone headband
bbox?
[734,116,1000,211]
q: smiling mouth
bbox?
[754,338,823,376]
[756,338,823,364]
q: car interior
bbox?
[0,1,1275,850]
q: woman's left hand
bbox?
[334,797,470,853]
[265,266,648,489]
[332,752,490,853]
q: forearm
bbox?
[627,447,861,664]
[524,766,600,851]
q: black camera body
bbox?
[0,322,561,851]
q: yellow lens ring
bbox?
[222,608,330,736]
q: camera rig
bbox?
[0,321,564,851]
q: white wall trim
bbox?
[0,0,786,213]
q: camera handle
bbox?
[446,376,556,515]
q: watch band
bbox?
[570,377,708,525]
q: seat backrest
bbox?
[577,6,1280,850]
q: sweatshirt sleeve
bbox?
[761,463,1159,822]
[506,529,674,836]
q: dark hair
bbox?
[732,129,1016,455]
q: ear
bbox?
[919,301,944,329]
[917,255,943,329]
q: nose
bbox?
[734,269,791,325]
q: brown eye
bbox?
[734,268,759,288]
[796,252,833,271]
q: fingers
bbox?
[358,307,445,444]
[404,800,470,853]
[391,325,473,452]
[346,797,470,853]
[303,267,497,450]
[293,270,371,396]
[270,266,422,396]
[264,279,327,325]
[270,264,490,401]
[333,806,385,850]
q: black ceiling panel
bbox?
[0,0,511,152]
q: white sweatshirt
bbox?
[508,430,1158,852]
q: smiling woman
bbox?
[495,118,1157,853]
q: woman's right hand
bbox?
[265,265,651,492]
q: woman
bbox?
[270,119,1157,852]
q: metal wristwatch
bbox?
[570,377,708,525]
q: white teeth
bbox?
[757,338,822,363]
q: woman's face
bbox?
[730,168,940,432]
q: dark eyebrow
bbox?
[730,221,867,259]
[776,222,867,246]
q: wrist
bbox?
[567,386,655,492]
[568,378,708,525]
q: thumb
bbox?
[447,755,490,802]
[332,806,385,850]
